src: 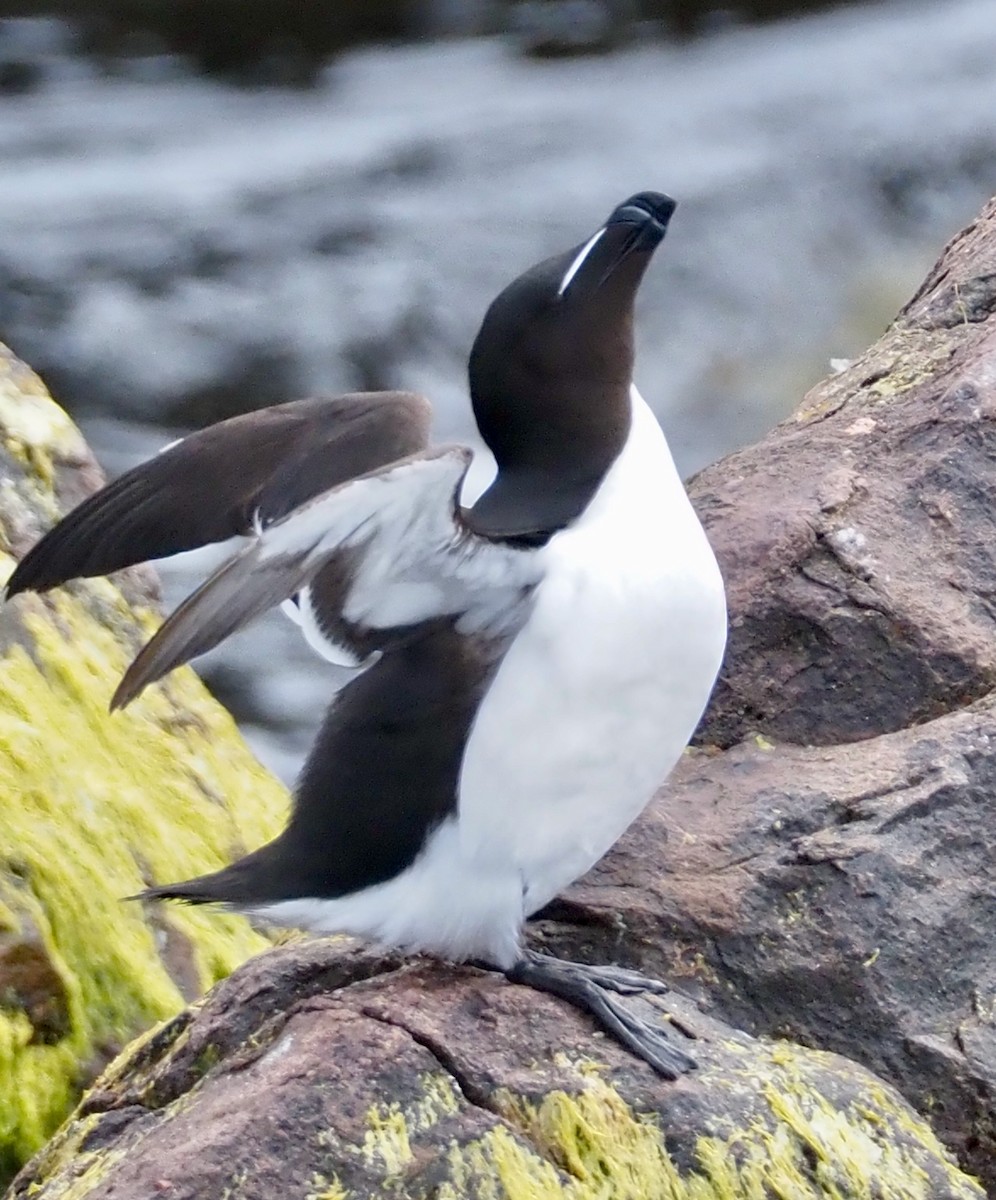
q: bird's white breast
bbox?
[457,386,727,918]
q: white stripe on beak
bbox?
[557,227,606,297]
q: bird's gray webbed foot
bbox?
[504,950,696,1078]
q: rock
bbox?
[536,712,996,1191]
[693,197,996,750]
[0,344,289,1184]
[530,196,996,1190]
[5,941,983,1199]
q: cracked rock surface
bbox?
[6,942,982,1199]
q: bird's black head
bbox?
[466,191,675,543]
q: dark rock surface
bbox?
[6,942,982,1199]
[537,707,996,1189]
[695,197,996,750]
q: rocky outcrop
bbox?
[0,345,288,1183]
[535,197,996,1189]
[7,193,996,1197]
[693,198,996,749]
[5,942,983,1199]
[538,709,996,1190]
[9,192,996,1195]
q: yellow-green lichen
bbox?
[361,1107,414,1176]
[0,355,87,498]
[358,1074,463,1179]
[10,1113,129,1200]
[301,1045,981,1200]
[0,577,288,1175]
[442,1125,566,1200]
[0,360,84,456]
[306,1177,349,1200]
[438,1050,983,1200]
[862,342,954,401]
[794,322,959,425]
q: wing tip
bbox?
[6,551,56,600]
[109,646,165,713]
[108,677,138,713]
[133,861,246,906]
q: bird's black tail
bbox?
[134,875,232,905]
[131,854,271,906]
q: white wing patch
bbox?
[112,447,543,709]
[292,587,372,669]
[557,228,606,297]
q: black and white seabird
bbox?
[7,192,727,1077]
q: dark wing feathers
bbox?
[109,447,478,709]
[9,384,537,743]
[140,623,501,905]
[110,551,313,711]
[6,391,431,597]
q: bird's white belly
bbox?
[457,388,727,922]
[460,412,724,926]
[459,566,722,917]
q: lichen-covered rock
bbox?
[5,941,984,1200]
[0,344,289,1182]
[538,707,996,1191]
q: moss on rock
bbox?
[0,344,288,1182]
[446,1044,984,1200]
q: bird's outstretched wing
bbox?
[6,391,431,596]
[111,446,540,710]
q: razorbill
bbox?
[7,191,727,1077]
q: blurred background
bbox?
[0,0,993,780]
